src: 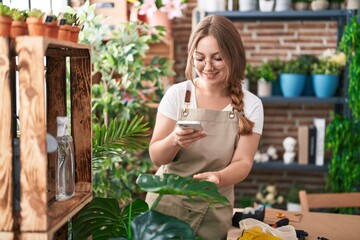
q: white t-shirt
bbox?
[158,80,264,134]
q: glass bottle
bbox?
[55,116,75,201]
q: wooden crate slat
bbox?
[70,56,92,183]
[16,37,48,232]
[0,37,13,232]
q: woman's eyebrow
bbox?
[194,50,220,56]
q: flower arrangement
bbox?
[311,49,346,75]
[255,184,284,207]
[129,0,188,20]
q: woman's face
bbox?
[192,35,227,86]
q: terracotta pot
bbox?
[293,2,309,10]
[0,16,12,37]
[69,26,80,43]
[57,25,72,41]
[26,17,46,36]
[10,21,28,39]
[147,10,172,37]
[45,21,59,39]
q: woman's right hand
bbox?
[173,125,207,148]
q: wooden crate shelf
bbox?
[0,36,92,239]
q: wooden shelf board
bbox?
[47,182,92,237]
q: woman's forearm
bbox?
[149,132,181,166]
[217,159,253,187]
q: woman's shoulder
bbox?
[242,88,262,105]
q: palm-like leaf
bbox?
[92,115,150,163]
[73,198,148,240]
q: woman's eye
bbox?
[214,58,223,62]
[195,58,205,62]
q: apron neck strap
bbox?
[182,81,192,117]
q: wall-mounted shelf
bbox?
[260,96,346,105]
[253,162,328,172]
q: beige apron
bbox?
[146,83,239,240]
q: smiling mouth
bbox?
[203,71,217,78]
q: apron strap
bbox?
[182,81,192,117]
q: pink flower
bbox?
[133,0,187,20]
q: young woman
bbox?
[146,15,264,239]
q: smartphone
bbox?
[177,120,203,131]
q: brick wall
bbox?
[172,0,339,206]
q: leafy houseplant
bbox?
[256,62,277,96]
[9,8,28,38]
[325,15,360,214]
[0,3,12,36]
[280,58,307,97]
[73,173,229,240]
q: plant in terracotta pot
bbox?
[0,3,12,37]
[44,14,59,39]
[58,11,79,42]
[9,8,28,38]
[26,8,45,36]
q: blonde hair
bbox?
[185,15,254,135]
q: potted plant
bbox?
[329,0,344,9]
[297,54,319,96]
[9,8,28,38]
[239,0,258,11]
[286,185,303,212]
[256,61,277,97]
[245,63,258,93]
[311,0,330,10]
[259,0,275,11]
[0,3,12,37]
[280,58,307,97]
[44,14,59,39]
[57,11,79,41]
[26,8,45,36]
[275,0,292,11]
[292,0,311,10]
[311,51,344,98]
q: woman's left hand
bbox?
[193,171,221,186]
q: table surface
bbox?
[227,208,360,240]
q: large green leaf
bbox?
[131,210,195,240]
[73,198,148,240]
[136,173,229,208]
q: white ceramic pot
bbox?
[243,78,250,91]
[239,0,258,11]
[275,0,292,11]
[259,0,275,11]
[347,0,360,9]
[311,0,329,11]
[200,0,225,11]
[257,78,272,96]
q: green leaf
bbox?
[136,173,230,207]
[131,210,195,240]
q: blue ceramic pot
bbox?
[280,73,306,97]
[312,74,339,98]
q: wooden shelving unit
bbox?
[0,36,92,239]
